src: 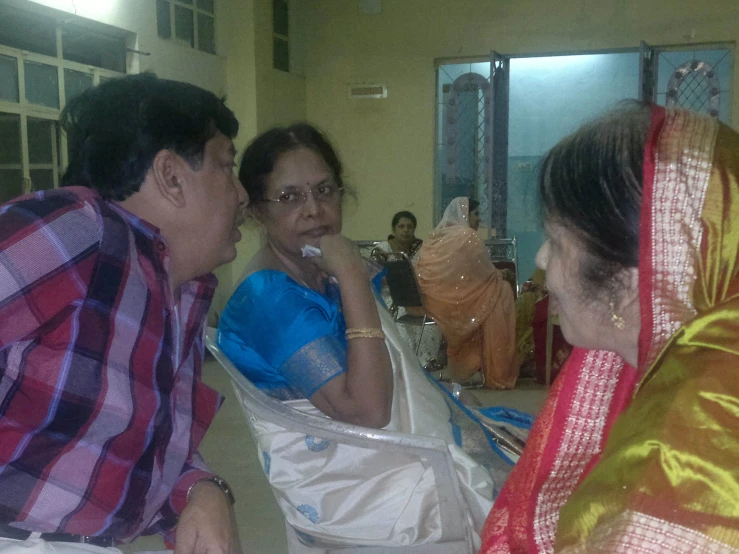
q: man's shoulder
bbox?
[0,187,109,252]
[1,186,104,222]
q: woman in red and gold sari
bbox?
[416,197,519,389]
[480,102,739,552]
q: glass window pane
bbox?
[175,5,195,47]
[656,48,733,124]
[0,55,19,103]
[62,26,127,73]
[0,113,22,203]
[0,113,21,164]
[273,37,289,72]
[273,0,288,36]
[30,169,55,192]
[197,14,215,54]
[157,0,171,39]
[64,69,94,103]
[179,0,193,4]
[27,118,56,165]
[0,5,57,57]
[24,61,60,108]
[0,170,23,204]
[197,0,215,13]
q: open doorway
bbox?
[435,44,733,285]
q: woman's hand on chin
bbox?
[313,234,366,279]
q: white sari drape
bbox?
[245,303,495,552]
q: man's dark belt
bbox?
[0,524,115,547]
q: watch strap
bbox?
[186,476,235,505]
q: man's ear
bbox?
[150,150,186,208]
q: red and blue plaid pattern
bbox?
[0,187,222,541]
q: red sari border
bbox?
[480,106,724,553]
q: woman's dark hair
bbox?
[60,72,238,201]
[391,211,417,228]
[239,123,343,203]
[539,100,651,291]
[468,198,480,213]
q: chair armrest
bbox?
[205,327,471,548]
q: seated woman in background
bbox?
[371,210,423,261]
[217,123,532,550]
[415,197,520,389]
[372,210,443,370]
[481,102,739,552]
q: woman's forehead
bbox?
[266,148,333,190]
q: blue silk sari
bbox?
[218,269,356,400]
[218,269,532,470]
[217,268,533,548]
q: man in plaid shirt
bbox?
[0,74,248,554]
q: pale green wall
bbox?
[218,0,311,314]
[17,0,737,315]
[304,0,739,245]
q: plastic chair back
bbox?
[485,237,519,295]
[381,252,424,309]
[205,328,474,553]
[355,240,383,259]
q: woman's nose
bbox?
[301,191,321,217]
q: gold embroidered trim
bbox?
[561,510,739,554]
[533,350,625,551]
[645,109,718,368]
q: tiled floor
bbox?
[122,362,549,554]
[471,377,549,414]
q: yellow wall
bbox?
[252,0,310,133]
[304,0,739,243]
[214,0,311,315]
[221,0,311,146]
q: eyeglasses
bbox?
[263,182,344,210]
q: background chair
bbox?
[354,239,383,259]
[485,237,519,297]
[381,253,486,388]
[205,328,475,554]
[532,296,571,385]
[380,252,436,355]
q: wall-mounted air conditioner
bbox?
[348,84,388,99]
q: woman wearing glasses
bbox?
[217,123,531,550]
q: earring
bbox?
[609,300,625,330]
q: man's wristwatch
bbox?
[187,476,236,505]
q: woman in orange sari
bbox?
[416,197,519,389]
[480,101,739,552]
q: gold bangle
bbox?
[346,332,384,339]
[345,327,385,340]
